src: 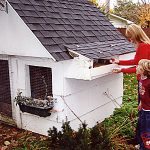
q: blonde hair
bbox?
[137,59,150,77]
[126,24,150,44]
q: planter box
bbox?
[18,103,54,117]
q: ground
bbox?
[0,121,49,150]
[0,121,136,150]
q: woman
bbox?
[111,23,150,74]
[111,24,150,147]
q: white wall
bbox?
[52,59,124,131]
[0,2,53,59]
[7,56,63,134]
[2,55,123,135]
[63,73,123,129]
[0,50,135,135]
[2,50,135,135]
[60,52,135,130]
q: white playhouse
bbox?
[0,0,135,135]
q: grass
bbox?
[102,73,138,149]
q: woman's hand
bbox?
[110,58,119,64]
[112,68,121,73]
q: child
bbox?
[136,59,150,150]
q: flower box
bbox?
[15,92,56,117]
[18,103,53,117]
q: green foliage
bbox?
[113,0,140,24]
[59,121,76,150]
[48,121,112,150]
[123,74,138,103]
[74,123,91,150]
[102,74,138,148]
[113,0,150,27]
[90,124,112,150]
[88,0,99,7]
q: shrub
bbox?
[47,121,112,150]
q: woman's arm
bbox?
[119,44,143,66]
[121,66,136,73]
[119,59,136,65]
[112,66,136,73]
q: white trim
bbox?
[109,13,133,24]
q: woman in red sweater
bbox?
[111,24,150,74]
[111,24,150,147]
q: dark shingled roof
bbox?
[65,39,133,60]
[8,0,135,61]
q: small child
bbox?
[136,59,150,150]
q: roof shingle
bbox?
[8,0,135,61]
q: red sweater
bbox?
[139,77,150,110]
[119,43,150,73]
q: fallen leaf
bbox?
[4,140,10,146]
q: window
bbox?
[29,66,52,99]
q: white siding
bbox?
[0,3,54,59]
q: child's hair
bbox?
[137,59,150,78]
[126,24,150,44]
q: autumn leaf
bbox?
[138,4,150,27]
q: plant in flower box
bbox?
[15,92,56,117]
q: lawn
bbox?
[0,74,138,150]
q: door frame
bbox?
[0,55,16,125]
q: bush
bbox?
[47,121,112,150]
